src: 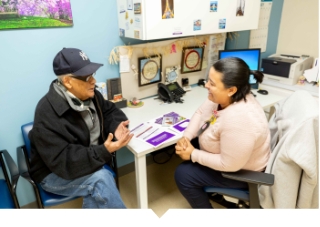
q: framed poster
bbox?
[0,0,73,30]
[134,3,141,14]
[138,55,162,87]
[181,46,204,74]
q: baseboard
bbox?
[22,198,83,209]
[21,201,38,208]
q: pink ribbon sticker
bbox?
[171,44,176,53]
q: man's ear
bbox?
[62,76,72,89]
[228,86,237,97]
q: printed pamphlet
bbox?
[130,112,189,148]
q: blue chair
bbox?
[0,149,20,208]
[17,122,118,208]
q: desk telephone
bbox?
[157,82,186,103]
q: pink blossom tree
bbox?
[0,0,72,20]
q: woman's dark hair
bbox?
[213,57,264,103]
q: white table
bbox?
[121,86,286,208]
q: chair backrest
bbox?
[0,150,20,208]
[19,122,83,208]
[18,122,119,208]
[259,90,319,208]
[21,122,34,157]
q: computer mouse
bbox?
[257,89,268,95]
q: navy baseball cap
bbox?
[53,47,103,76]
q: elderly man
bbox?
[29,47,133,208]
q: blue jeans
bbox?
[40,168,126,208]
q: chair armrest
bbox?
[0,149,21,208]
[222,169,274,186]
[1,149,20,188]
[1,150,20,189]
[16,146,36,187]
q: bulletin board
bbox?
[115,33,226,100]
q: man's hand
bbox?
[114,120,130,140]
[175,137,194,161]
[104,120,133,153]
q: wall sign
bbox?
[181,46,204,74]
[138,55,162,86]
[0,0,73,30]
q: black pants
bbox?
[174,138,248,208]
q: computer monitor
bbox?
[218,48,261,89]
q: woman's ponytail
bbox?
[251,70,264,83]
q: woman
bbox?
[174,57,270,208]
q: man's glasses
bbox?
[71,73,96,82]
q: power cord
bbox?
[152,145,175,164]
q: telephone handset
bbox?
[157,82,186,103]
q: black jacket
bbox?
[29,80,128,183]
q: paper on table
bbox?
[130,122,153,137]
[145,131,176,147]
[162,117,174,127]
[169,119,190,134]
[133,123,176,147]
[136,126,153,138]
[130,112,189,148]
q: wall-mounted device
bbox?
[262,54,314,85]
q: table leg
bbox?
[134,154,148,208]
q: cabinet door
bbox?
[117,0,260,40]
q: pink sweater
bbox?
[184,94,270,172]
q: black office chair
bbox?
[204,170,274,208]
[0,149,20,208]
[17,122,119,208]
[204,90,319,209]
[203,116,275,208]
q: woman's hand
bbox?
[175,137,194,161]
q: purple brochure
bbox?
[146,131,175,147]
[172,119,190,132]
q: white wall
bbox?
[276,0,319,58]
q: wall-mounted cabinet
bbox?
[117,0,261,40]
